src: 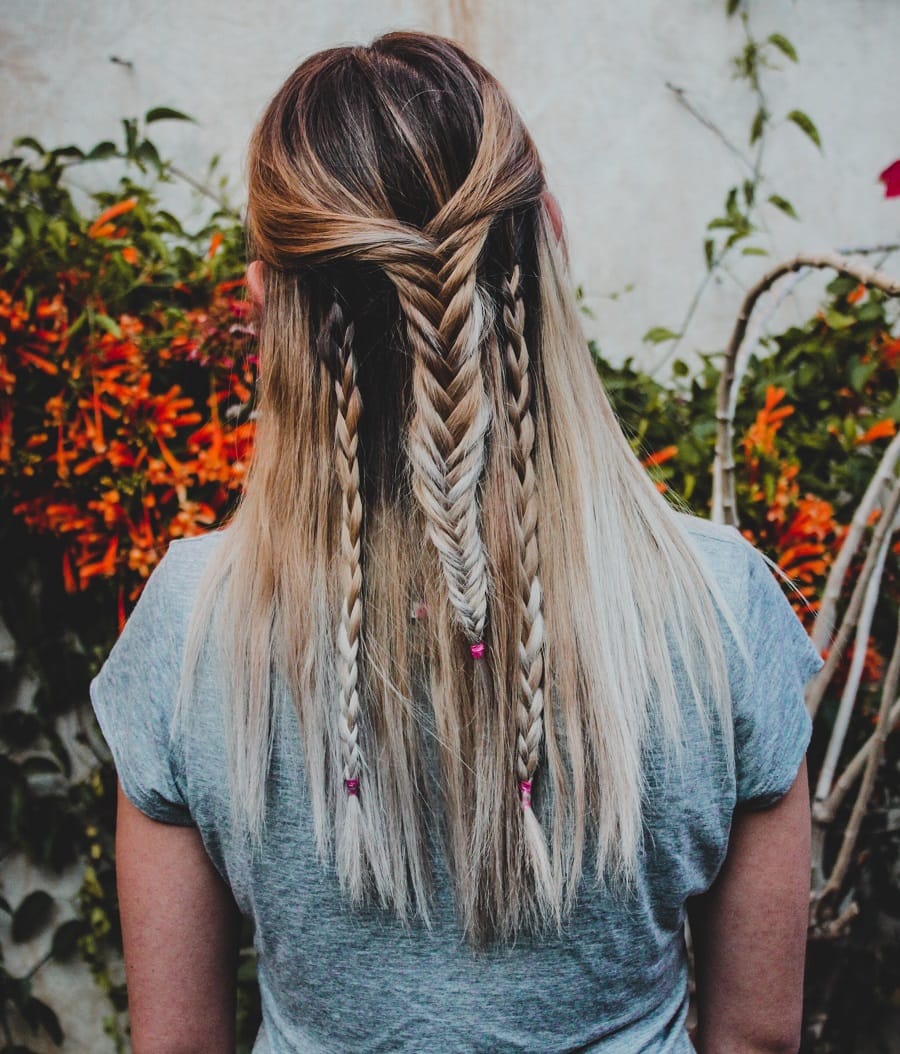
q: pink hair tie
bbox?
[518,779,533,809]
[344,778,360,797]
[470,641,486,660]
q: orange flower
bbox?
[854,419,896,445]
[121,246,140,266]
[88,198,138,239]
[847,284,867,305]
[879,336,900,367]
[207,232,224,260]
[743,385,795,460]
[642,444,679,468]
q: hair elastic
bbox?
[470,641,486,660]
[518,779,533,809]
[344,778,360,797]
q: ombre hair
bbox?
[177,31,745,943]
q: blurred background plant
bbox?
[1,47,898,1054]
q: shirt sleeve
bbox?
[89,549,194,825]
[732,543,824,810]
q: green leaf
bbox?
[749,108,766,146]
[672,359,690,377]
[768,33,798,62]
[768,194,799,219]
[13,136,45,155]
[726,0,741,15]
[850,357,878,392]
[786,110,822,150]
[51,145,85,160]
[741,246,769,256]
[86,141,118,161]
[145,106,195,124]
[51,918,85,962]
[643,327,681,344]
[11,890,54,943]
[824,309,856,331]
[136,138,163,171]
[22,996,63,1045]
[827,275,859,298]
[856,301,883,322]
[93,313,122,338]
[704,238,715,270]
[62,311,87,341]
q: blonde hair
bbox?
[177,32,742,943]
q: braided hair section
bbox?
[503,263,556,912]
[403,220,492,649]
[326,300,383,903]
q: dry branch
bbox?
[813,507,897,803]
[813,431,900,652]
[814,698,900,825]
[805,478,900,721]
[813,618,900,915]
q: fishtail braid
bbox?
[402,218,493,647]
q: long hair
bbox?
[177,31,743,943]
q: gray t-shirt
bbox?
[90,513,823,1053]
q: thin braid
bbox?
[402,221,492,647]
[504,264,545,783]
[503,262,556,909]
[327,299,375,903]
[332,304,364,792]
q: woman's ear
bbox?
[247,260,265,314]
[541,189,568,262]
[541,189,565,245]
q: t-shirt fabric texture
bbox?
[89,512,824,1054]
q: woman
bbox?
[91,31,823,1053]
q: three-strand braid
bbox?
[331,303,364,797]
[327,300,380,902]
[503,263,556,909]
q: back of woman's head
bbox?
[180,31,738,944]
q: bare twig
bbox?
[813,507,897,802]
[666,81,754,171]
[814,698,900,825]
[813,431,900,651]
[712,252,900,526]
[805,481,900,721]
[167,163,240,218]
[814,618,900,911]
[810,899,860,940]
[835,241,900,257]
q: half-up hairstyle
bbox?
[177,31,742,942]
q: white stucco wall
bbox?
[1,2,899,1049]
[2,0,899,375]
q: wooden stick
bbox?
[813,510,896,804]
[813,699,900,825]
[712,253,900,527]
[815,618,900,906]
[813,432,900,652]
[805,479,900,721]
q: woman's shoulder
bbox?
[164,527,229,578]
[671,510,754,594]
[151,528,232,643]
